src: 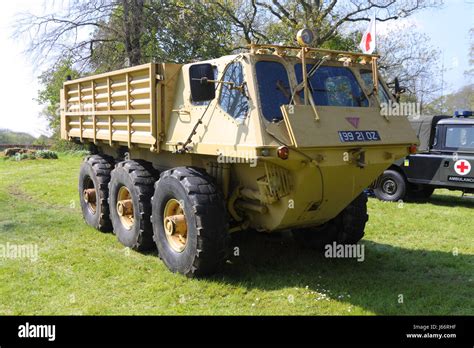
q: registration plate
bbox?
[338,130,381,142]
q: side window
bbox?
[360,70,390,105]
[192,66,218,106]
[255,61,291,122]
[445,126,474,149]
[218,62,249,121]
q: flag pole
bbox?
[371,13,378,93]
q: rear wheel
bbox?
[408,185,435,200]
[109,160,157,251]
[293,193,368,250]
[78,154,114,232]
[151,167,229,277]
[374,169,407,202]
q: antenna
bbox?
[440,52,445,100]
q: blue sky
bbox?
[0,0,472,137]
[415,0,473,94]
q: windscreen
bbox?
[295,64,369,107]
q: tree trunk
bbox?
[122,0,144,66]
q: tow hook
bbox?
[343,149,366,168]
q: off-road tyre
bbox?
[151,167,229,277]
[374,169,407,202]
[109,160,157,251]
[293,193,369,250]
[78,154,114,232]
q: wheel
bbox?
[78,154,114,231]
[151,167,229,277]
[109,160,157,251]
[418,186,435,199]
[373,169,407,202]
[336,193,369,244]
[408,185,434,200]
[293,193,368,249]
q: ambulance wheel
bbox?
[374,170,406,202]
[408,185,435,200]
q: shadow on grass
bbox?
[369,192,474,208]
[426,193,474,208]
[213,231,473,315]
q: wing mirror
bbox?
[189,63,216,102]
[393,77,406,102]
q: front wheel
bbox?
[293,193,368,250]
[151,167,229,277]
[374,170,407,202]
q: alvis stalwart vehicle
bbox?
[60,30,418,276]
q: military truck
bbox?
[372,111,474,201]
[60,32,418,276]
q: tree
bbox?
[36,59,79,137]
[0,130,36,145]
[218,0,442,46]
[377,24,441,108]
[466,27,473,82]
[16,0,234,72]
[15,0,118,71]
[424,84,474,115]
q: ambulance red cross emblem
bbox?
[454,159,471,176]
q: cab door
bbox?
[437,124,474,185]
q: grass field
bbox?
[0,154,472,315]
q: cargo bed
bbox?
[60,63,181,152]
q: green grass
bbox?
[0,154,473,315]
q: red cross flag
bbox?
[359,14,376,54]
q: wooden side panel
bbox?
[63,63,158,150]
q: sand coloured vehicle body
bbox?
[61,33,418,276]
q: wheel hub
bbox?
[83,188,96,204]
[117,186,134,229]
[383,179,397,195]
[163,199,188,252]
[83,177,97,214]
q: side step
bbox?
[461,191,474,199]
